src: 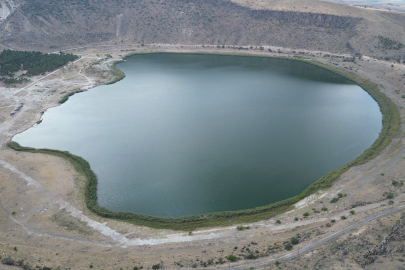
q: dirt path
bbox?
[221,204,405,269]
[0,196,111,247]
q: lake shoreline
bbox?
[7,50,399,230]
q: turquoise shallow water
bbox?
[14,54,382,217]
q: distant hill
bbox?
[325,0,405,12]
[0,0,404,58]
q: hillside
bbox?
[0,0,403,59]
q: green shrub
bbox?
[321,207,328,211]
[350,210,355,215]
[294,217,298,221]
[330,197,339,203]
[226,255,238,262]
[392,180,403,187]
[245,253,256,260]
[290,237,299,245]
[341,216,346,220]
[284,243,293,250]
[276,219,281,224]
[2,258,15,265]
[303,212,309,217]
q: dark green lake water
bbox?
[14,53,382,218]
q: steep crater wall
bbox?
[0,0,364,53]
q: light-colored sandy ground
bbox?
[1,44,405,269]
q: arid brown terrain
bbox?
[1,0,405,269]
[0,0,404,59]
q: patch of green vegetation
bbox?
[226,255,238,262]
[0,50,78,85]
[59,90,84,104]
[330,197,339,203]
[106,60,126,85]
[284,243,293,250]
[0,77,29,85]
[290,237,299,245]
[7,53,399,231]
[392,180,403,187]
[236,225,250,231]
[378,36,403,50]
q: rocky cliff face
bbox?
[0,0,402,57]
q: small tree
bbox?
[290,237,299,245]
[284,243,293,250]
[2,258,15,265]
[330,197,339,203]
[152,264,160,270]
[226,255,238,262]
